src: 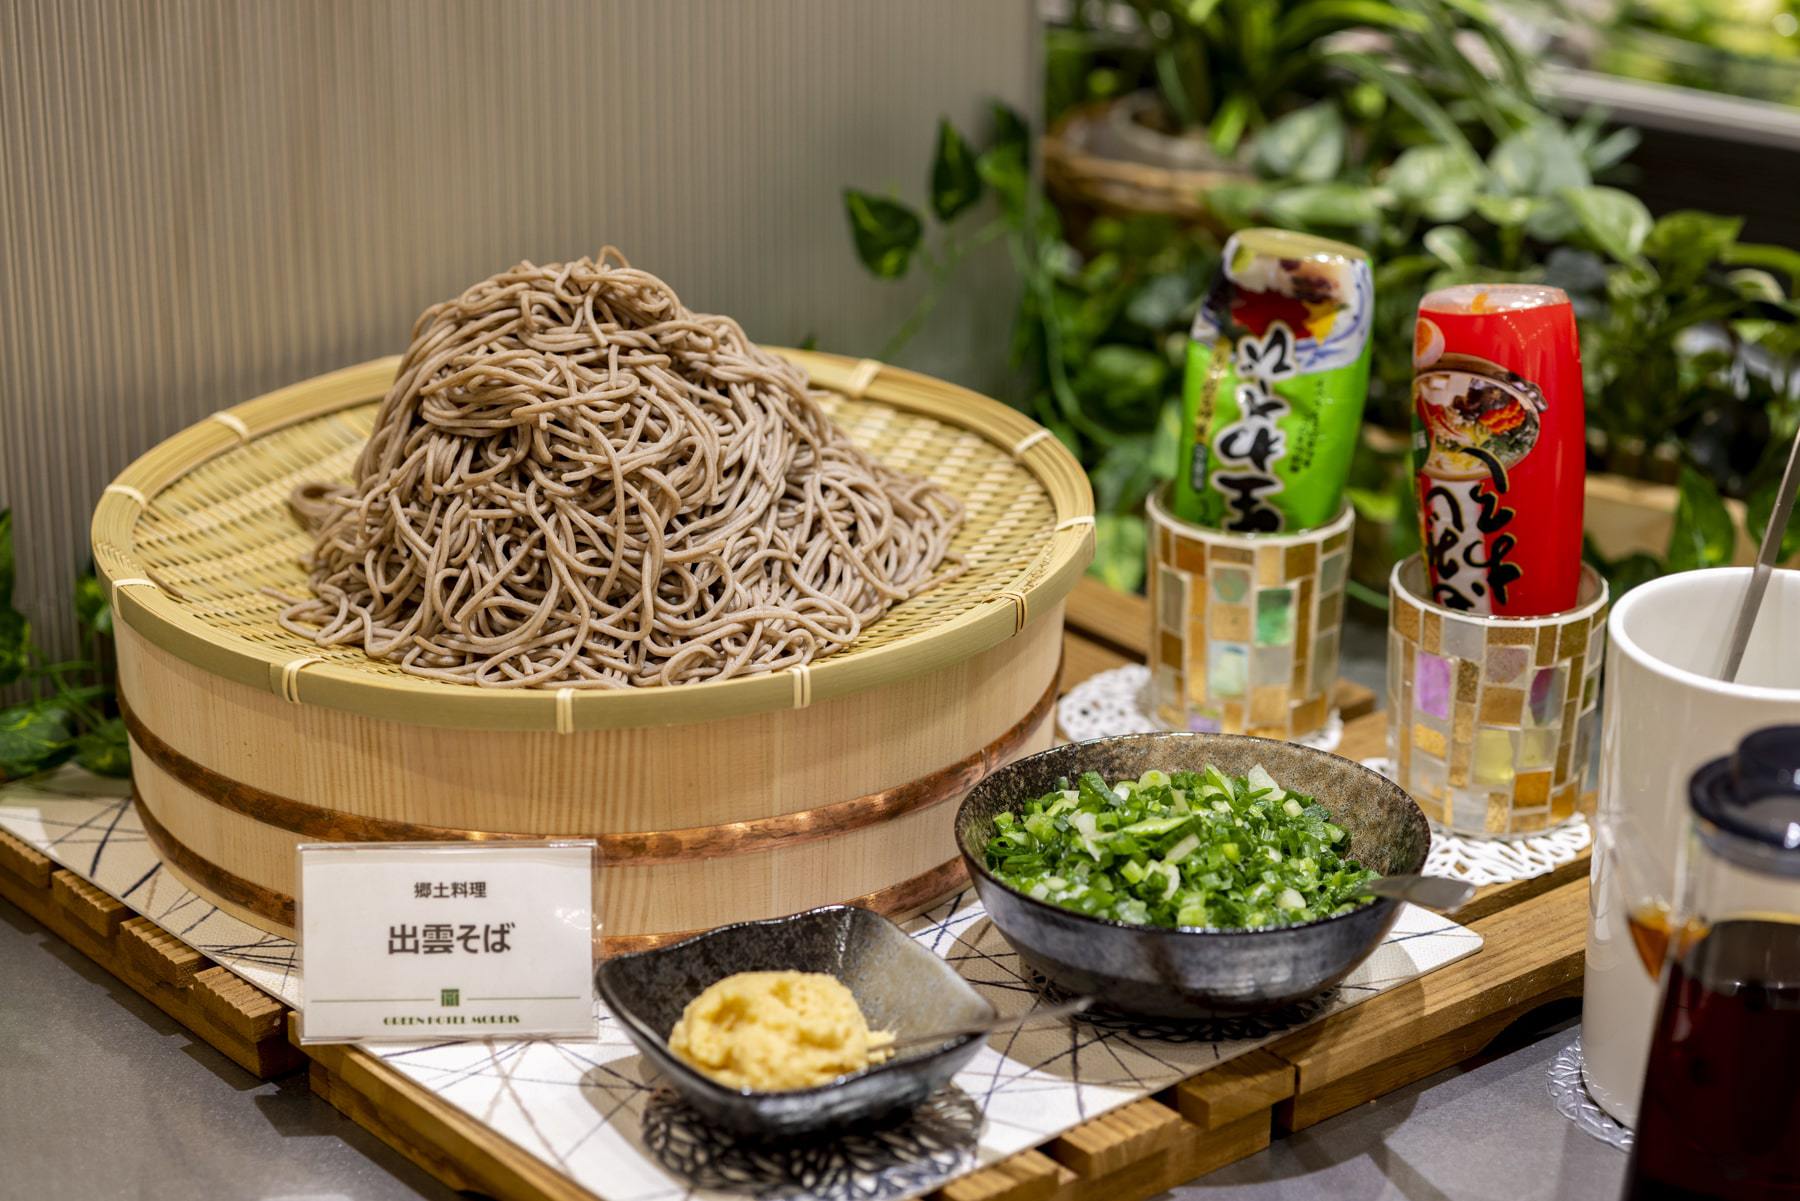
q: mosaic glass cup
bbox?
[1386,554,1608,836]
[1146,487,1354,740]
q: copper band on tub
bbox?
[118,659,1057,866]
[132,790,969,952]
[135,792,297,925]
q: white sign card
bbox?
[297,840,597,1043]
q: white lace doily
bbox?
[1360,756,1593,885]
[1056,664,1344,752]
[1058,668,1588,887]
[1548,1038,1633,1151]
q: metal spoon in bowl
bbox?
[1366,873,1477,913]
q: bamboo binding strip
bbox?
[99,352,1090,939]
[92,352,1093,732]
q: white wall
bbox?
[0,0,1035,659]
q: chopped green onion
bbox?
[982,763,1378,931]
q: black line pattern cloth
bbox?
[1,766,1482,1201]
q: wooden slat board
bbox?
[0,577,1591,1201]
[0,828,301,1079]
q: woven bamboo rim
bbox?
[92,351,1093,732]
[131,790,967,953]
[119,663,1056,862]
[1042,101,1247,224]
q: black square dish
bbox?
[597,905,995,1138]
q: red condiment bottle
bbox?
[1411,284,1585,617]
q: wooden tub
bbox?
[93,352,1092,947]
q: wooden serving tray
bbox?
[0,579,1591,1201]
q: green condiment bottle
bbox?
[1172,228,1374,533]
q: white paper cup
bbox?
[1582,567,1800,1127]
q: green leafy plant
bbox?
[844,103,1222,590]
[1211,106,1645,422]
[840,116,1021,360]
[0,510,128,781]
[1591,1,1800,108]
[1209,94,1800,597]
[849,13,1800,601]
[1064,0,1530,158]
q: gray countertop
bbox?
[1169,1004,1621,1201]
[0,892,1623,1201]
[0,607,1625,1200]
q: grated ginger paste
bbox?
[667,970,896,1091]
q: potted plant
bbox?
[1041,0,1531,223]
[843,14,1800,598]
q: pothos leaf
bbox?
[1561,186,1654,264]
[0,701,76,781]
[1423,225,1481,271]
[0,508,13,608]
[1665,466,1736,573]
[1090,514,1148,594]
[0,511,35,685]
[929,120,983,223]
[1606,553,1665,597]
[989,101,1030,160]
[1746,474,1800,563]
[1644,211,1741,290]
[1253,103,1345,185]
[1488,123,1590,198]
[74,573,112,637]
[1384,145,1483,222]
[1473,193,1534,227]
[842,190,923,280]
[74,716,132,778]
[976,142,1029,221]
[0,608,27,687]
[1724,242,1800,292]
[1261,182,1380,229]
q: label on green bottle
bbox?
[1172,229,1373,533]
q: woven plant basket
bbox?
[1043,96,1250,226]
[93,352,1094,948]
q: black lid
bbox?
[1690,726,1800,875]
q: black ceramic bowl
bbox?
[956,732,1430,1017]
[597,905,995,1138]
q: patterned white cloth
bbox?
[2,765,1482,1201]
[1359,756,1593,885]
[1548,1039,1633,1151]
[1057,664,1344,752]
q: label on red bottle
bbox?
[1411,286,1585,617]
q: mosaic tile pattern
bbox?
[1147,491,1353,740]
[1386,556,1607,837]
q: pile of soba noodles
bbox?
[279,251,963,688]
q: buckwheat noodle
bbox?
[279,251,963,688]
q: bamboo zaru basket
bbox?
[93,352,1093,948]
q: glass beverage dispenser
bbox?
[1621,727,1800,1201]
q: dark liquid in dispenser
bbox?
[1626,902,1708,978]
[1623,918,1800,1201]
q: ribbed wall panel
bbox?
[0,0,1034,663]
